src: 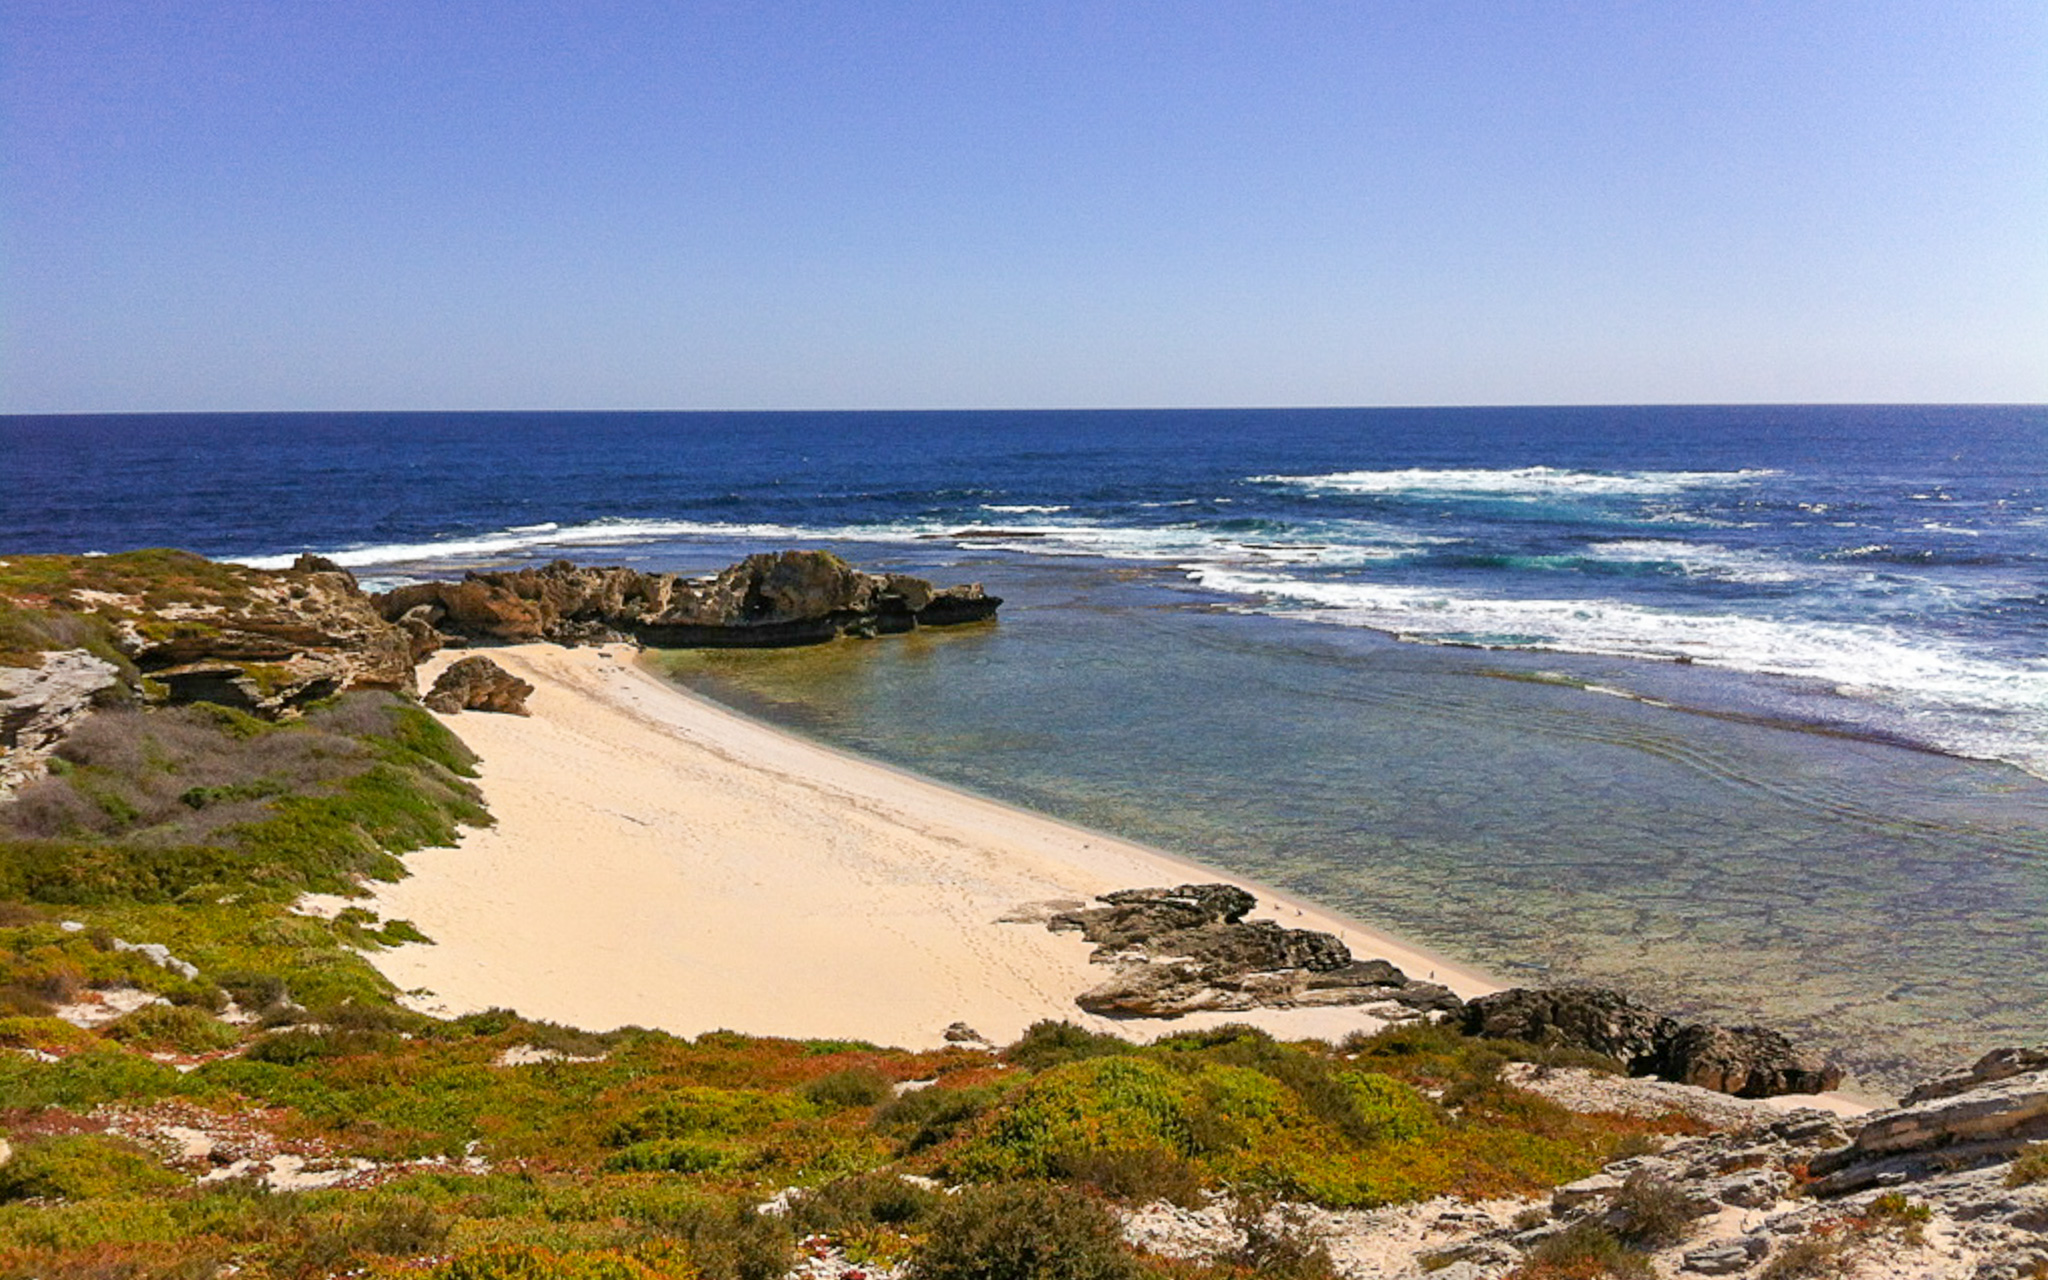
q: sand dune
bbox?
[363,643,1499,1049]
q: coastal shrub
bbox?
[0,1134,184,1203]
[1510,1220,1652,1279]
[873,1081,1004,1153]
[604,1087,808,1145]
[101,1001,241,1053]
[1001,1020,1138,1071]
[402,1244,693,1280]
[245,1025,399,1065]
[2008,1143,2048,1187]
[904,1182,1139,1280]
[281,1194,449,1274]
[0,1042,182,1108]
[0,695,485,902]
[950,1057,1195,1181]
[1050,1144,1205,1207]
[788,1170,941,1233]
[1221,1192,1340,1280]
[804,1066,893,1110]
[1757,1227,1850,1280]
[641,1197,792,1280]
[1609,1171,1696,1248]
[0,1014,95,1052]
[601,1140,740,1175]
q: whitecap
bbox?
[1248,466,1780,499]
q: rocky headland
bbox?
[0,548,998,798]
[373,550,1001,650]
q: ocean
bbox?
[5,405,2044,1088]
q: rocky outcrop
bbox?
[374,551,1000,649]
[120,555,417,708]
[0,649,124,799]
[1034,884,1460,1019]
[1808,1050,2048,1196]
[1462,1053,2048,1280]
[1905,1045,2048,1104]
[423,656,534,715]
[1462,987,1842,1099]
[0,552,418,794]
[1464,987,1675,1070]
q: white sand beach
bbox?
[363,643,1502,1049]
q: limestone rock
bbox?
[376,552,1000,649]
[1041,883,1459,1020]
[1680,1237,1767,1274]
[424,656,535,715]
[1905,1045,2048,1104]
[1659,1023,1843,1098]
[1463,987,1677,1070]
[0,649,124,799]
[1462,987,1842,1099]
[1809,1064,2048,1195]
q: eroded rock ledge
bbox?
[1019,883,1462,1020]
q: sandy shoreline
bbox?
[363,643,1502,1049]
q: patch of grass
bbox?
[2008,1142,2048,1188]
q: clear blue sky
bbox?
[4,1,2044,411]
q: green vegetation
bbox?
[2008,1142,2048,1188]
[0,551,1720,1278]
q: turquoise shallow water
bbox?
[656,555,2048,1094]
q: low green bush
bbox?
[101,1001,242,1053]
[1513,1220,1652,1279]
[805,1066,893,1110]
[873,1082,1003,1153]
[2009,1143,2048,1188]
[1000,1020,1137,1071]
[904,1182,1139,1280]
[0,1134,184,1203]
[789,1170,941,1234]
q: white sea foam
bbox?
[1186,566,2048,775]
[1250,466,1779,498]
[1576,539,1806,584]
[236,511,1467,576]
[981,504,1071,514]
[230,517,939,570]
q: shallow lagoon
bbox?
[658,554,2048,1093]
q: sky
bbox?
[3,1,2045,412]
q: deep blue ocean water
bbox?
[5,406,2045,1085]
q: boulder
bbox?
[424,656,535,715]
[1657,1023,1843,1098]
[1461,987,1842,1099]
[1050,884,1259,949]
[1462,987,1676,1070]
